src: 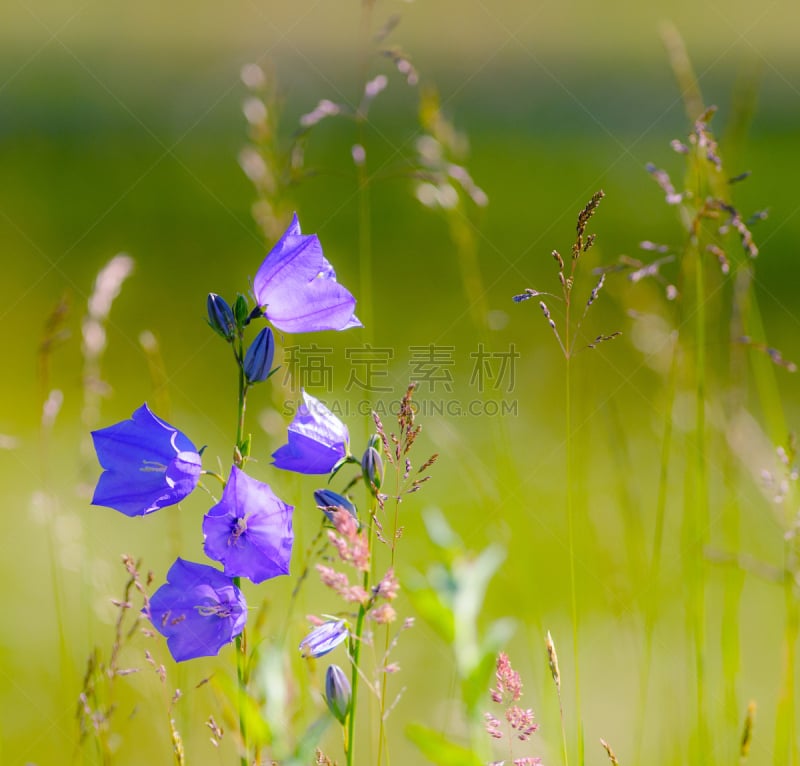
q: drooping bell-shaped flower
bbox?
[272,390,349,475]
[299,619,349,658]
[203,465,294,584]
[148,558,247,662]
[91,404,202,517]
[313,488,358,523]
[253,214,361,334]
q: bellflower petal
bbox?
[253,214,362,334]
[91,404,202,517]
[299,620,349,658]
[272,390,349,475]
[148,558,247,663]
[203,465,294,584]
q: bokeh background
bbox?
[3,1,800,764]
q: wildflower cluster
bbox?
[485,653,541,766]
[90,215,360,663]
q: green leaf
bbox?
[423,507,462,561]
[213,674,271,747]
[282,717,331,766]
[404,573,455,643]
[406,724,483,766]
[239,434,252,459]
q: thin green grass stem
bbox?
[633,332,678,761]
[377,467,403,766]
[557,683,570,766]
[775,566,799,766]
[721,270,750,743]
[565,353,582,765]
[733,270,796,764]
[691,237,708,764]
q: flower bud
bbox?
[233,294,251,327]
[314,488,358,523]
[361,435,384,492]
[207,293,236,341]
[325,664,351,725]
[243,327,275,384]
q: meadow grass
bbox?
[3,8,800,765]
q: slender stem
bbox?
[346,471,378,766]
[377,469,402,766]
[563,257,582,762]
[233,332,249,766]
[234,576,248,766]
[346,570,371,766]
[692,231,708,764]
[634,333,678,761]
[235,345,248,469]
[557,684,570,766]
[565,352,582,763]
[776,489,799,766]
[348,7,376,761]
[355,1,374,357]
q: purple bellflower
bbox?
[203,465,294,584]
[314,488,358,523]
[148,558,247,663]
[253,214,362,334]
[299,619,349,658]
[272,390,350,475]
[91,404,202,517]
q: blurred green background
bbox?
[2,1,800,764]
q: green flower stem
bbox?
[234,334,249,470]
[347,492,377,766]
[234,575,248,766]
[233,331,249,766]
[346,573,370,766]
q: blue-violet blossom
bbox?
[203,465,294,584]
[272,390,350,475]
[148,558,247,663]
[91,403,202,517]
[253,214,362,334]
[313,488,358,523]
[299,619,349,658]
